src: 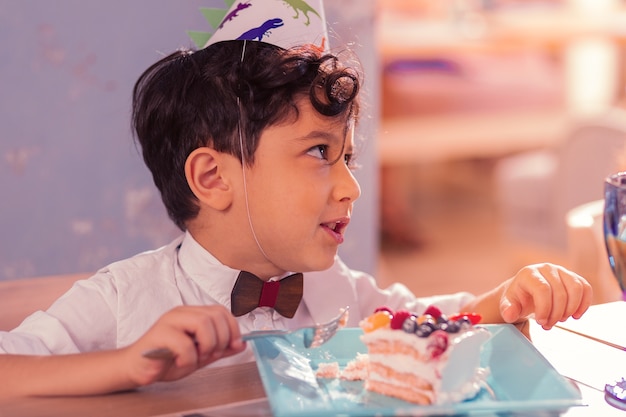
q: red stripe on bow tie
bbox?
[258,281,280,308]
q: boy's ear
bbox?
[185,147,233,211]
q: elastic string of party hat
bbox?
[237,40,271,263]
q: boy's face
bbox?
[239,99,361,276]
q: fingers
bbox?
[570,273,593,320]
[532,265,567,328]
[502,263,592,330]
[133,305,245,383]
[499,286,520,324]
[127,322,198,386]
[170,306,245,366]
[540,265,591,328]
[192,308,244,366]
[500,267,550,324]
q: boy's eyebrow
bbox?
[295,130,341,143]
[296,130,353,147]
[294,129,354,154]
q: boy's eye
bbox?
[344,153,359,171]
[307,144,358,170]
[344,153,353,167]
[307,145,329,160]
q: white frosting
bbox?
[438,367,490,404]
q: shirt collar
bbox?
[177,231,241,308]
[176,230,299,310]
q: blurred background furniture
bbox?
[494,108,626,250]
[565,199,622,304]
[375,0,626,297]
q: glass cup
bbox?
[603,172,626,301]
[603,172,626,410]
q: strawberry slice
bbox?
[449,312,482,325]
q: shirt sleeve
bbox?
[0,272,119,355]
[346,261,476,318]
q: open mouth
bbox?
[321,219,349,236]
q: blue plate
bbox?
[248,324,584,417]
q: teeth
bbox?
[323,221,345,232]
[325,222,340,231]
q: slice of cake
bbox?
[315,361,340,379]
[340,352,369,381]
[359,305,490,405]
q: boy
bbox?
[0,0,591,398]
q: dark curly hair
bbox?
[132,40,361,230]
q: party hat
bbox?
[188,0,329,52]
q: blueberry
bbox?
[415,323,434,337]
[422,317,437,329]
[445,321,461,333]
[457,317,472,330]
[402,316,418,333]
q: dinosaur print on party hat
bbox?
[281,0,321,26]
[219,1,252,29]
[237,18,285,41]
[187,0,328,52]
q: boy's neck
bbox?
[186,225,287,281]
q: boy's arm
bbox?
[0,350,144,397]
[462,263,593,330]
[0,305,245,398]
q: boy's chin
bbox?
[297,255,336,273]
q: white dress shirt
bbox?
[0,231,475,367]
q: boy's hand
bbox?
[499,263,592,330]
[123,305,245,387]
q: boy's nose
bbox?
[333,163,361,203]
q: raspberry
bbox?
[374,306,394,315]
[423,305,442,319]
[390,310,412,330]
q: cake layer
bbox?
[368,352,440,383]
[365,379,433,405]
[368,361,434,390]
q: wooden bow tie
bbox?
[230,271,303,318]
